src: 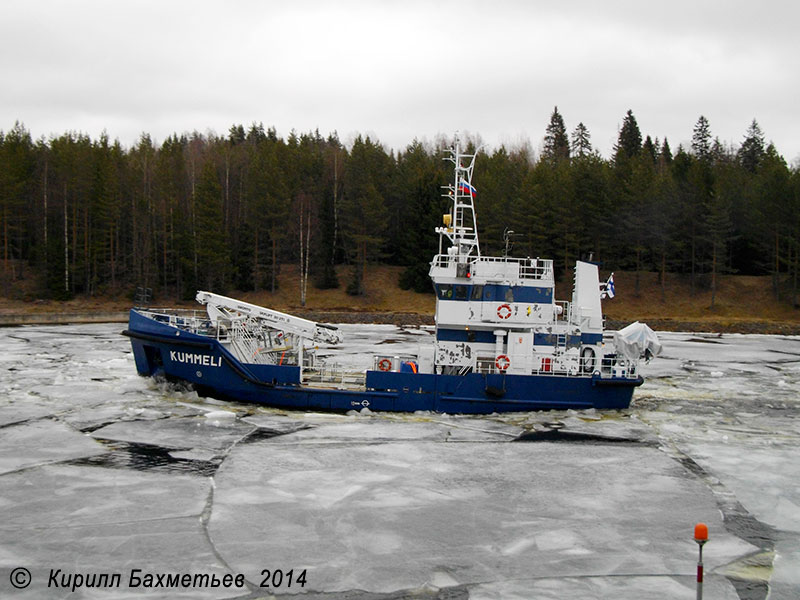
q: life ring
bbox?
[580,346,596,374]
[496,354,510,371]
[497,304,512,319]
[378,358,392,372]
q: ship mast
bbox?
[436,136,480,260]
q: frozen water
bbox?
[91,416,255,453]
[0,419,107,475]
[1,465,238,599]
[209,435,751,595]
[0,324,798,599]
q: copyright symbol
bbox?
[10,567,31,589]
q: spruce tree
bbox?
[642,135,657,163]
[692,116,712,161]
[614,109,642,163]
[543,106,570,163]
[738,119,765,173]
[660,138,673,163]
[570,122,592,158]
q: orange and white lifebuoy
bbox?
[495,354,510,371]
[378,358,392,372]
[497,303,512,319]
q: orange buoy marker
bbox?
[694,523,709,600]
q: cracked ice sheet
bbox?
[0,398,57,427]
[0,464,239,599]
[0,419,107,475]
[209,435,752,595]
[646,332,800,375]
[240,408,523,441]
[260,413,522,444]
[679,440,800,599]
[91,415,255,451]
[1,324,796,596]
[635,331,800,598]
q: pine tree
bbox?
[228,124,246,145]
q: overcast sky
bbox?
[2,0,798,165]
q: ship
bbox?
[123,137,660,413]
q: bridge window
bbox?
[437,284,453,300]
[455,285,468,300]
[471,285,484,300]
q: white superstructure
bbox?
[429,138,622,378]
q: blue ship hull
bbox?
[124,310,642,414]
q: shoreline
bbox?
[2,309,800,334]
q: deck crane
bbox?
[195,291,342,345]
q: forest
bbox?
[1,108,799,308]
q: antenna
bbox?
[436,135,481,259]
[503,228,514,257]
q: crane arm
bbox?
[195,291,342,344]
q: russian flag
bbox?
[458,178,477,197]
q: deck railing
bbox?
[147,309,212,335]
[474,353,640,379]
[430,255,553,280]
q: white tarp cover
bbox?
[613,321,662,362]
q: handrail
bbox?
[430,254,553,280]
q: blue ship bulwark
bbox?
[125,310,639,414]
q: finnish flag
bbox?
[604,273,615,299]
